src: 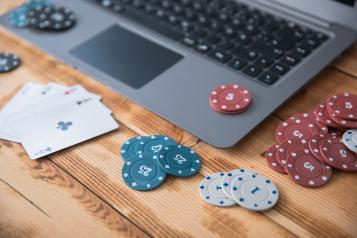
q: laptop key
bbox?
[255,56,273,68]
[258,72,279,85]
[232,46,258,61]
[181,37,195,47]
[271,63,290,75]
[282,54,300,66]
[293,45,311,57]
[208,50,232,63]
[217,41,235,51]
[228,58,247,71]
[195,42,211,53]
[271,39,294,51]
[302,38,321,49]
[242,65,263,77]
[250,42,283,59]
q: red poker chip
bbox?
[209,99,249,114]
[320,137,357,171]
[209,84,252,113]
[327,93,357,120]
[314,101,342,129]
[286,148,333,188]
[308,133,335,162]
[276,138,308,167]
[265,144,287,174]
[316,121,328,134]
[275,118,320,144]
[328,110,357,129]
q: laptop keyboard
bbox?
[91,0,329,85]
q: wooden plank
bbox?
[0,141,149,238]
[334,42,357,78]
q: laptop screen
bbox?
[333,0,356,6]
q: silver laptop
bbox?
[1,0,356,148]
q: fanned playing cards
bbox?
[0,82,119,159]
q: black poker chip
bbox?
[27,6,76,31]
[0,53,21,73]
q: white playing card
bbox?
[0,82,45,142]
[8,98,119,160]
[28,82,68,105]
[0,82,45,116]
[3,85,104,124]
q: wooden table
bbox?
[1,1,357,237]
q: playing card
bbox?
[3,85,105,124]
[0,82,44,116]
[28,82,68,105]
[8,98,119,160]
[0,82,44,142]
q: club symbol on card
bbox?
[57,121,73,131]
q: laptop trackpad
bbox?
[70,25,183,89]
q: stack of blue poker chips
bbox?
[120,135,202,191]
[8,0,53,28]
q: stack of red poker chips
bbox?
[209,84,252,114]
[265,92,357,188]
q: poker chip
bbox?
[320,137,357,171]
[137,135,176,160]
[275,118,320,144]
[314,102,342,129]
[286,148,332,187]
[157,145,201,177]
[209,84,252,114]
[122,154,167,191]
[230,173,279,211]
[266,92,357,188]
[308,133,335,162]
[327,93,357,120]
[276,138,308,167]
[221,168,257,199]
[328,110,357,129]
[199,172,236,207]
[9,6,29,28]
[27,6,76,31]
[8,0,53,28]
[342,130,357,153]
[287,112,326,131]
[0,53,21,73]
[265,145,286,174]
[120,136,150,161]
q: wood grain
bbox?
[335,42,357,78]
[0,1,357,237]
[0,141,148,238]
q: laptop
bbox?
[1,0,356,148]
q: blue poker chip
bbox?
[137,135,176,160]
[9,6,29,28]
[120,136,150,161]
[8,0,53,28]
[157,145,201,177]
[122,155,167,191]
